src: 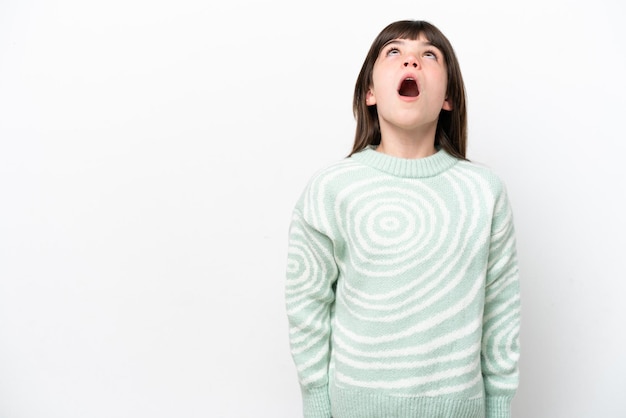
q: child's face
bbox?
[366,35,451,137]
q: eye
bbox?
[386,47,401,56]
[424,50,438,60]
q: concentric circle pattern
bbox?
[285,148,521,413]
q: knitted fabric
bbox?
[285,147,521,418]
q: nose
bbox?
[404,56,419,68]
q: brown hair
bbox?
[350,20,467,159]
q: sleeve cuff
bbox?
[485,396,512,418]
[301,384,331,418]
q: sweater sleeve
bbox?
[285,208,338,418]
[481,185,521,418]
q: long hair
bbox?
[350,20,467,159]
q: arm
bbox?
[481,189,522,418]
[285,208,338,418]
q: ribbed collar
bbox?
[350,146,459,178]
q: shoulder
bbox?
[452,158,510,198]
[452,159,516,225]
[298,157,362,197]
[308,156,361,181]
[290,157,363,231]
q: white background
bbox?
[1,0,625,417]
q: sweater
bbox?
[285,147,521,418]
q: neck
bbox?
[351,145,458,179]
[376,137,437,159]
[376,124,437,159]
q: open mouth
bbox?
[398,77,419,97]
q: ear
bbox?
[442,97,453,111]
[366,89,376,106]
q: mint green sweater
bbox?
[285,147,521,418]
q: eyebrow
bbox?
[383,39,438,49]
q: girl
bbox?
[285,20,521,418]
